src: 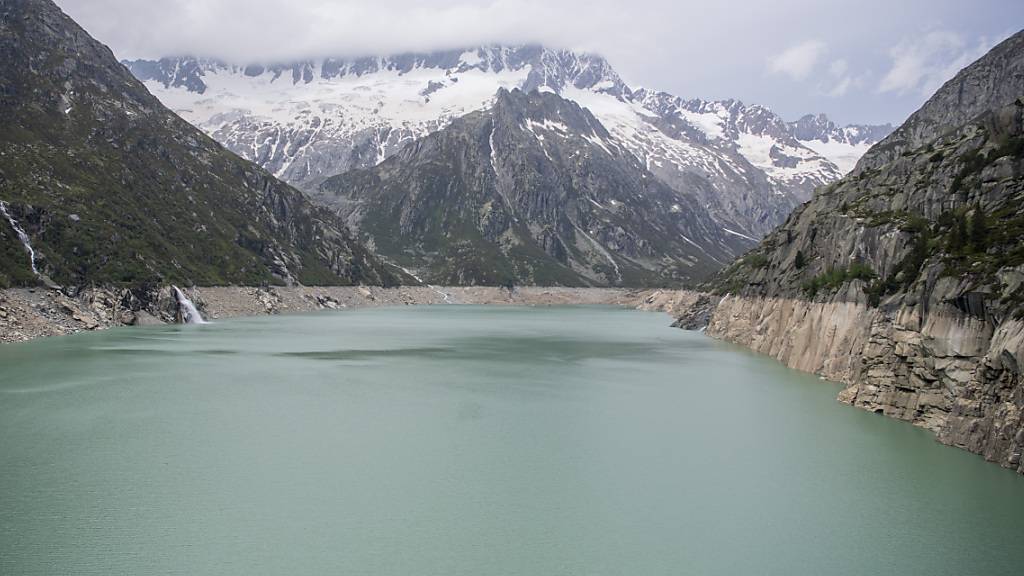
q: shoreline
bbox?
[0,286,696,344]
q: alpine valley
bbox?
[3,5,1024,573]
[3,0,1021,458]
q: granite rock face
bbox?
[682,31,1024,474]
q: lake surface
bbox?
[1,305,1022,575]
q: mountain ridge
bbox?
[124,46,892,238]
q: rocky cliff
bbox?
[680,30,1024,474]
[0,0,400,289]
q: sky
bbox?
[56,0,1023,126]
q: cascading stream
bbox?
[385,261,454,304]
[172,286,208,324]
[0,200,41,277]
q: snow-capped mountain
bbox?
[125,46,891,237]
[315,88,751,286]
[787,113,894,173]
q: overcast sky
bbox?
[56,0,1022,125]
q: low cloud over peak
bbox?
[55,0,1021,126]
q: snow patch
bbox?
[723,228,757,241]
[798,138,872,175]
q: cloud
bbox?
[766,40,826,80]
[55,0,638,62]
[827,76,853,97]
[51,0,1022,126]
[878,30,995,95]
[823,58,864,97]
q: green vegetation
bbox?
[969,204,989,252]
[801,262,876,298]
[861,196,1023,309]
[949,135,1024,197]
[944,210,969,252]
[743,253,769,269]
[940,202,1024,289]
[989,134,1024,161]
[794,250,806,269]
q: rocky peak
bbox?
[119,56,214,94]
[859,29,1024,170]
[789,113,838,141]
[124,44,628,97]
[495,87,612,143]
[789,113,893,146]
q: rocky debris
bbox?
[254,288,283,314]
[631,289,703,318]
[670,294,716,330]
[0,287,148,343]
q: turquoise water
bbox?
[1,305,1021,575]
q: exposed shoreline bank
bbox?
[0,285,691,344]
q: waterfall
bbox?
[0,200,40,277]
[430,284,454,304]
[172,286,208,324]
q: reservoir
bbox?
[1,305,1022,575]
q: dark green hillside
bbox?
[0,0,399,288]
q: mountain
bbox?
[314,88,750,286]
[124,48,891,237]
[787,113,894,173]
[0,0,399,289]
[693,31,1024,472]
